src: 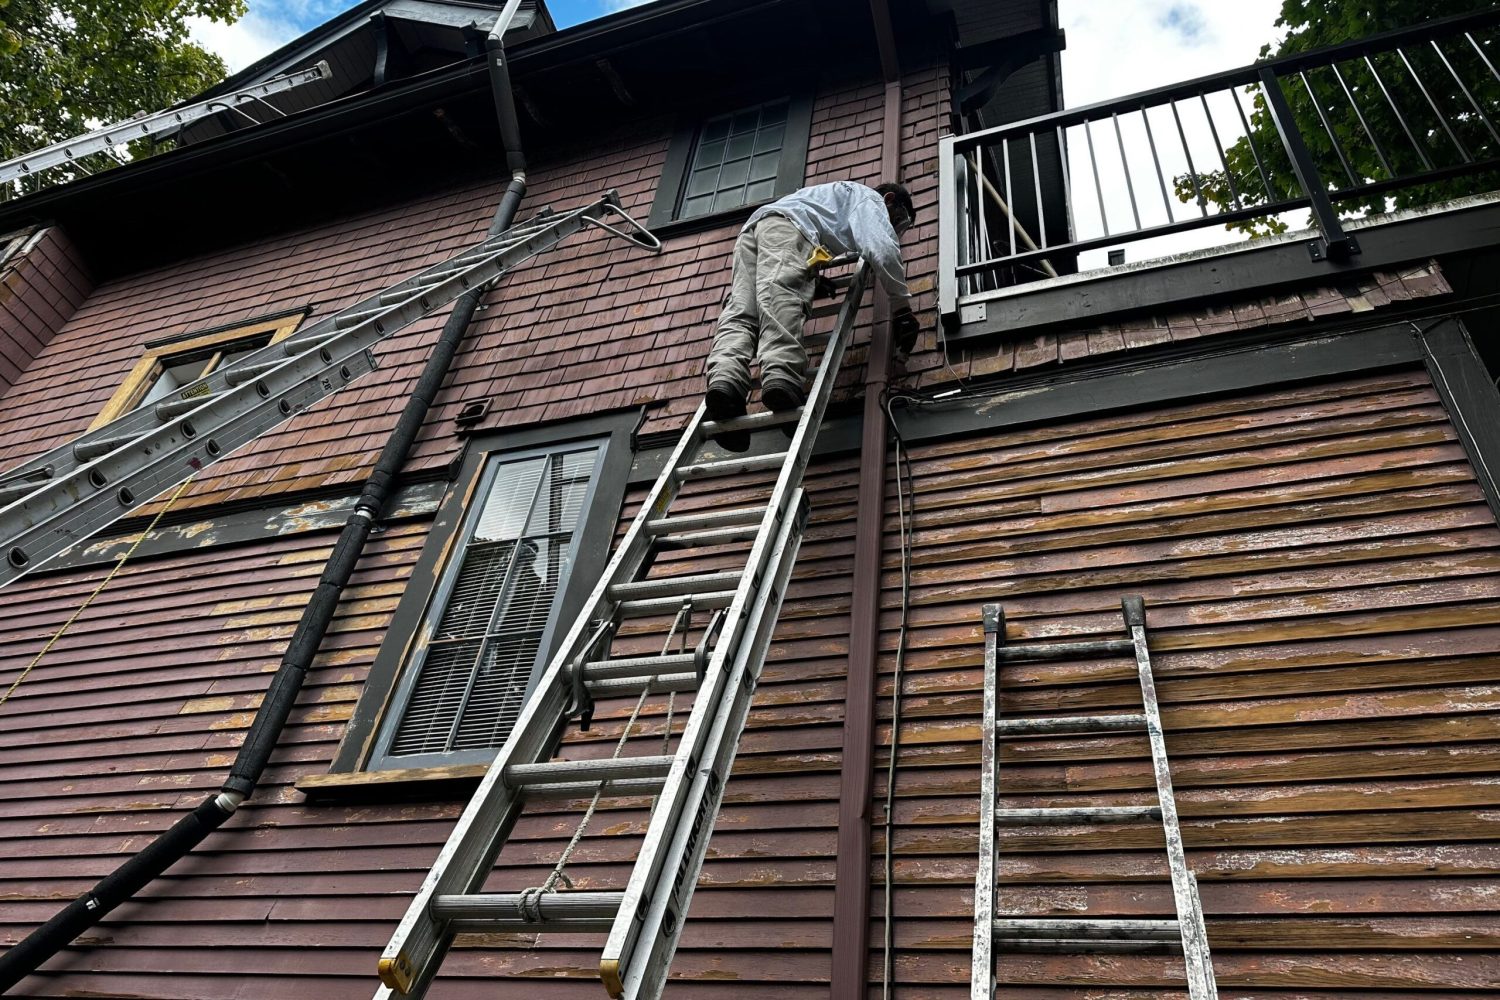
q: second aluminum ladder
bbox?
[972,596,1218,999]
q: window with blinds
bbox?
[371,443,604,767]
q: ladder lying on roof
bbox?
[0,191,659,589]
[0,62,333,191]
[972,597,1218,999]
[373,261,873,1000]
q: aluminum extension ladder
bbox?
[0,62,333,191]
[0,191,659,589]
[972,597,1218,999]
[373,262,873,1000]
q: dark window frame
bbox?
[647,92,815,234]
[330,410,638,775]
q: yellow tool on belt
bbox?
[807,244,833,269]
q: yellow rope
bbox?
[0,476,196,713]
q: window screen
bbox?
[679,99,790,219]
[375,443,603,765]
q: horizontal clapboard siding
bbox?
[879,367,1500,997]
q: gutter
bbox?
[829,0,903,995]
[0,1,531,990]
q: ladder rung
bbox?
[646,505,765,536]
[993,937,1180,953]
[992,918,1181,941]
[521,777,666,801]
[995,806,1161,825]
[335,306,388,329]
[809,301,843,319]
[996,638,1135,663]
[996,714,1147,736]
[224,360,284,387]
[433,891,623,925]
[581,652,698,682]
[654,523,762,550]
[700,408,801,436]
[505,755,674,787]
[676,451,788,481]
[73,435,137,463]
[153,394,219,420]
[587,672,699,698]
[616,590,736,618]
[380,283,438,304]
[0,470,52,506]
[608,570,741,602]
[282,333,337,356]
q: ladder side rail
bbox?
[374,364,712,998]
[619,490,809,1000]
[0,199,601,493]
[598,261,872,989]
[1122,596,1218,1000]
[0,63,332,186]
[0,201,614,587]
[971,604,1001,1000]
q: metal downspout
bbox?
[0,3,531,991]
[830,0,903,994]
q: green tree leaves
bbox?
[0,0,246,189]
[1182,1,1500,235]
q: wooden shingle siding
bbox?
[876,367,1500,996]
[0,63,946,515]
[0,227,92,401]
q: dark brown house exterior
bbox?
[1,1,1498,998]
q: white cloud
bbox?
[189,9,301,73]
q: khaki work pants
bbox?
[704,215,816,396]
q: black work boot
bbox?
[705,380,750,452]
[760,377,806,414]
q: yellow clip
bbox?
[600,957,625,998]
[378,954,414,994]
[806,244,833,269]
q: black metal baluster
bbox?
[1200,91,1242,210]
[1002,138,1016,258]
[1169,99,1208,216]
[1397,46,1470,161]
[1366,52,1435,171]
[1230,87,1278,202]
[1140,104,1175,219]
[1056,124,1077,248]
[1029,132,1048,249]
[1299,70,1358,187]
[1083,119,1111,237]
[1331,60,1395,180]
[1467,31,1500,87]
[1431,39,1500,149]
[1111,113,1142,229]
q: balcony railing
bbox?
[938,8,1500,329]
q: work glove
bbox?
[893,305,920,356]
[814,273,840,300]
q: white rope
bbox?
[519,601,696,920]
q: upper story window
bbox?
[91,312,302,429]
[648,94,814,231]
[367,441,608,769]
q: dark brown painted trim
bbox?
[1418,316,1500,519]
[830,41,903,996]
[949,196,1499,343]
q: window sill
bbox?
[648,203,763,242]
[296,762,489,800]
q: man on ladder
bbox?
[704,179,920,450]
